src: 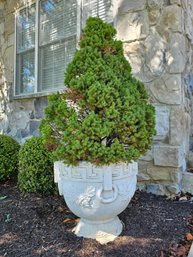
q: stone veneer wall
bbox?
[116,0,193,195]
[0,0,193,195]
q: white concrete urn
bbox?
[54,161,138,244]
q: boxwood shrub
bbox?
[0,134,20,181]
[18,136,56,194]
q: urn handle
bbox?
[98,184,118,204]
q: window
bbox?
[15,0,113,97]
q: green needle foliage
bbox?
[40,17,156,166]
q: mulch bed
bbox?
[1,180,193,257]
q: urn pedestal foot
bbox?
[72,216,122,244]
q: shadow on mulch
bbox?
[0,180,193,257]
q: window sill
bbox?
[12,88,65,100]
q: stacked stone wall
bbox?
[117,0,192,195]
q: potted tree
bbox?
[40,17,155,244]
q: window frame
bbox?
[14,0,82,99]
[14,0,114,99]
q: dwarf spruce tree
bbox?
[40,17,155,166]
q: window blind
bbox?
[82,0,113,28]
[16,4,36,94]
[16,50,35,94]
[39,0,77,45]
[39,0,77,91]
[17,4,36,52]
[39,38,76,90]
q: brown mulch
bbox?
[1,180,193,257]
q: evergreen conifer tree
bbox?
[40,17,156,166]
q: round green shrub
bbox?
[0,134,20,181]
[18,136,56,194]
[40,17,156,166]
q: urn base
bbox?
[73,216,122,244]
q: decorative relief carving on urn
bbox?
[61,166,70,177]
[56,162,138,182]
[86,167,102,180]
[112,166,121,177]
[77,186,96,208]
[71,167,84,179]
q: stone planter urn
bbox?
[54,161,138,244]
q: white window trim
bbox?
[13,0,115,99]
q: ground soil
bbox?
[1,180,193,257]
